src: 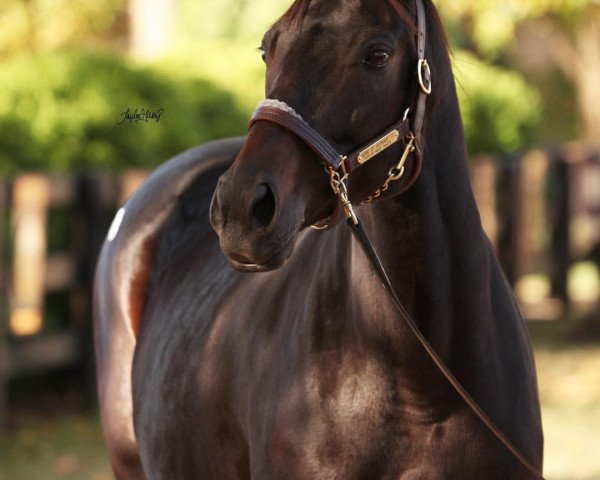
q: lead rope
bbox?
[329,174,545,480]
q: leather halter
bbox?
[246,1,544,478]
[249,2,432,223]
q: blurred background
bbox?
[0,0,598,479]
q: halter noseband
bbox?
[249,0,432,227]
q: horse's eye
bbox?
[258,46,266,63]
[364,49,390,68]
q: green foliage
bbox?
[453,51,542,155]
[0,51,247,174]
[0,1,553,174]
[175,0,290,44]
[160,41,267,112]
[436,0,597,59]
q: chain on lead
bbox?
[365,132,415,204]
[310,160,357,230]
[315,129,416,226]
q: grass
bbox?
[0,415,111,480]
[0,319,599,479]
[531,320,600,480]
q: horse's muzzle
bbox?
[210,172,297,272]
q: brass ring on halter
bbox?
[418,59,432,95]
[311,221,329,230]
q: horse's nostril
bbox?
[251,183,276,230]
[210,186,227,230]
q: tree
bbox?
[129,0,175,59]
[437,0,600,144]
[0,0,127,58]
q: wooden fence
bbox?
[471,143,599,318]
[0,172,146,429]
[0,143,598,428]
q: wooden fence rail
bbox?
[0,144,598,428]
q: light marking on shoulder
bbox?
[107,207,126,242]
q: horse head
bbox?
[210,0,432,272]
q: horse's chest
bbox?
[244,354,405,477]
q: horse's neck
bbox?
[348,82,496,367]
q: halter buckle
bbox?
[418,59,432,95]
[388,133,415,181]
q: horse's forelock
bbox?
[280,0,312,26]
[385,0,417,34]
[277,0,448,59]
[280,0,417,30]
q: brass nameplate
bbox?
[357,130,400,165]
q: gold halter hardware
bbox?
[309,161,358,231]
[328,168,358,226]
[418,59,432,95]
[389,132,416,181]
[311,156,356,230]
[364,132,415,203]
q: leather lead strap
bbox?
[348,219,545,480]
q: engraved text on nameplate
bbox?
[357,130,400,164]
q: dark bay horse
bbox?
[94,0,544,478]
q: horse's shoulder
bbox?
[93,138,242,478]
[94,137,243,339]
